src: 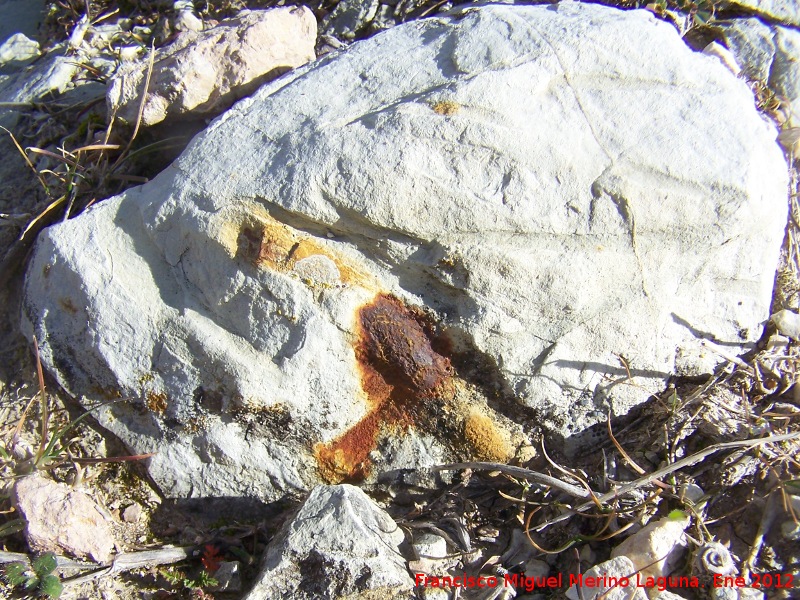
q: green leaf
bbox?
[3,562,32,586]
[0,518,26,537]
[785,479,800,494]
[32,553,57,578]
[39,574,63,599]
[228,545,251,563]
[668,509,688,521]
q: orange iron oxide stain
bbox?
[315,294,454,482]
[234,216,369,287]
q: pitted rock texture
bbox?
[107,7,317,126]
[23,3,787,499]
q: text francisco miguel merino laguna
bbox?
[415,571,713,593]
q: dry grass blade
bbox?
[110,40,156,174]
[26,147,82,169]
[32,337,49,467]
[606,412,670,490]
[744,490,779,578]
[70,453,155,464]
[0,546,192,584]
[7,397,37,453]
[540,439,601,507]
[19,197,67,243]
[0,126,50,194]
[699,340,755,375]
[74,144,121,153]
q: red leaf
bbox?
[201,544,222,574]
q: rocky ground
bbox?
[0,1,799,599]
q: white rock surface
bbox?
[565,556,647,600]
[611,514,690,581]
[107,7,317,126]
[244,485,413,599]
[12,474,116,564]
[0,51,80,127]
[771,309,800,340]
[23,3,788,499]
[0,33,40,66]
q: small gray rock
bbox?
[0,33,40,67]
[720,18,775,82]
[210,561,241,592]
[719,18,800,127]
[122,502,143,523]
[322,0,381,40]
[244,484,413,599]
[12,474,116,564]
[565,556,647,600]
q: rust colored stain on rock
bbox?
[359,295,454,399]
[315,294,454,482]
[237,225,293,268]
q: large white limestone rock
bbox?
[22,3,788,500]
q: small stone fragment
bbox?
[122,502,143,523]
[322,0,380,40]
[771,309,800,340]
[0,33,40,66]
[173,0,203,32]
[711,586,764,600]
[209,561,241,592]
[780,494,800,541]
[413,532,447,560]
[611,513,690,581]
[565,556,647,600]
[12,474,115,564]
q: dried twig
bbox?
[606,412,670,490]
[429,462,593,499]
[743,491,779,579]
[0,546,198,587]
[532,431,800,532]
[110,40,156,173]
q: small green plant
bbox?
[3,553,63,599]
[161,566,219,591]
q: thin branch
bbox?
[532,431,800,532]
[429,462,592,499]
